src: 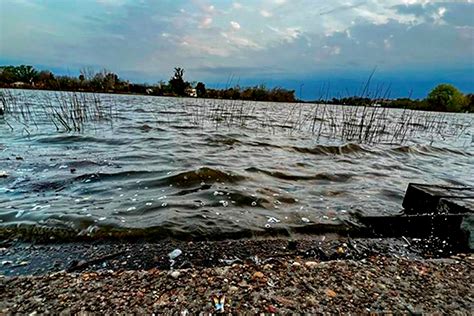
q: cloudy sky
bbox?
[0,0,473,99]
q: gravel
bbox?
[1,254,473,313]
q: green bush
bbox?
[426,84,467,112]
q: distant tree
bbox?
[15,65,38,84]
[80,67,96,81]
[90,72,105,91]
[464,94,474,113]
[195,82,206,97]
[174,67,184,80]
[37,70,55,88]
[0,66,18,84]
[103,72,119,91]
[387,98,427,110]
[169,67,188,96]
[426,84,467,112]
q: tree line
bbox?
[0,65,472,112]
[318,84,473,113]
[0,65,296,103]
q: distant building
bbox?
[12,81,26,87]
[185,87,197,98]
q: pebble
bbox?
[267,305,278,313]
[326,289,337,298]
[252,271,265,280]
[304,261,318,268]
[169,271,180,279]
[1,240,472,314]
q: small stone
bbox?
[252,271,265,280]
[229,286,238,293]
[305,261,318,268]
[267,305,278,313]
[292,262,301,267]
[273,296,295,306]
[0,171,8,178]
[170,271,181,279]
[326,289,337,298]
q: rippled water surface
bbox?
[1,90,473,239]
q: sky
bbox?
[0,0,473,99]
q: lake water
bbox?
[0,90,473,240]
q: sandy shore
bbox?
[0,236,472,313]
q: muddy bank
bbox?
[1,254,472,313]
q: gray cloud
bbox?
[0,0,472,93]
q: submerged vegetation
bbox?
[1,89,471,147]
[0,89,113,132]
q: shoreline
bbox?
[1,252,472,313]
[2,86,471,113]
[0,235,466,277]
[1,236,472,313]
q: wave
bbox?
[0,217,354,242]
[246,167,353,182]
[206,137,471,159]
[10,170,154,193]
[390,144,471,157]
[8,167,245,194]
[141,167,246,188]
[35,135,129,146]
[290,143,371,156]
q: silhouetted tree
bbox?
[196,82,206,97]
[169,67,189,96]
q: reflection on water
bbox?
[0,90,473,239]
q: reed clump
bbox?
[181,97,471,145]
[2,89,470,145]
[1,89,113,132]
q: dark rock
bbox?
[403,183,474,215]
